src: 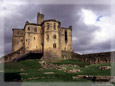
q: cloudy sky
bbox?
[0,0,115,57]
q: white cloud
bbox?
[72,37,77,41]
[79,8,115,44]
[79,9,97,25]
[94,16,115,43]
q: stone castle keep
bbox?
[3,12,73,62]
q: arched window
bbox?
[53,43,56,48]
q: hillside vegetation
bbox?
[4,59,111,82]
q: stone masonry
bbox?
[3,12,73,62]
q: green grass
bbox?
[5,60,42,73]
[52,59,89,67]
[4,59,111,82]
[78,63,111,76]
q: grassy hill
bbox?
[4,59,111,82]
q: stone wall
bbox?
[2,47,24,62]
[24,24,42,53]
[12,29,24,52]
[42,20,61,60]
[60,26,72,52]
[10,13,73,62]
[61,51,74,60]
[73,52,115,64]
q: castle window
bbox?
[65,30,68,43]
[47,23,50,30]
[21,39,23,42]
[53,43,56,48]
[54,23,56,30]
[28,27,30,30]
[47,34,49,41]
[53,34,56,39]
[17,31,19,34]
[26,39,27,42]
[34,27,37,32]
[34,37,36,40]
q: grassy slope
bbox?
[4,59,111,82]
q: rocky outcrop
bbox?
[99,66,111,70]
[66,69,80,73]
[72,75,111,82]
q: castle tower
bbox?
[60,26,72,51]
[42,20,61,61]
[12,29,24,52]
[24,23,42,53]
[37,12,44,24]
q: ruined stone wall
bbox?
[42,21,61,60]
[61,51,74,60]
[24,24,42,53]
[3,46,24,62]
[73,52,113,64]
[12,29,24,52]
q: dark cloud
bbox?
[3,4,112,55]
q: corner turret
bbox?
[37,12,44,24]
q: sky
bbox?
[0,0,115,57]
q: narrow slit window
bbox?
[47,23,50,30]
[17,31,19,34]
[54,23,56,30]
[54,34,56,39]
[53,43,56,48]
[28,27,30,30]
[34,37,36,40]
[34,27,37,32]
[65,30,68,43]
[47,34,49,41]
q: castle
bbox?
[1,13,114,64]
[3,12,72,62]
